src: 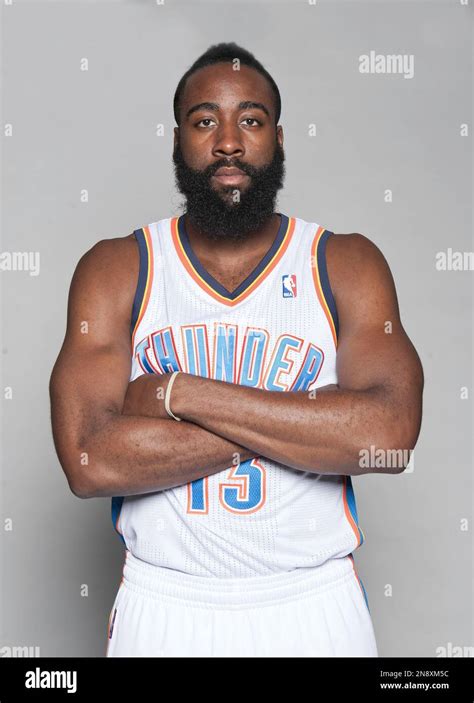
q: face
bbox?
[172,62,285,241]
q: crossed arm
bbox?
[49,233,423,499]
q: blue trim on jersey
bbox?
[346,476,364,546]
[130,229,149,336]
[177,213,289,300]
[111,496,126,546]
[317,230,339,341]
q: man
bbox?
[49,42,424,657]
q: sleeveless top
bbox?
[111,213,365,577]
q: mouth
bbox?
[212,167,249,187]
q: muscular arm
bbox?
[49,237,256,499]
[146,234,423,475]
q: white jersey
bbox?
[111,213,365,578]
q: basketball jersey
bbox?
[111,213,365,578]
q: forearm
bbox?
[172,375,416,476]
[77,414,255,498]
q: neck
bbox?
[184,212,281,261]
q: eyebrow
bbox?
[185,100,270,120]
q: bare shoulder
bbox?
[325,232,397,309]
[71,232,139,293]
[326,232,392,279]
[66,232,140,334]
[76,232,138,275]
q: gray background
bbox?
[1,0,472,657]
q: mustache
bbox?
[172,141,285,181]
[204,159,252,177]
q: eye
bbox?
[241,117,261,127]
[196,118,216,128]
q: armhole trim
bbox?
[130,226,154,347]
[311,227,339,349]
[343,475,365,549]
[111,496,126,546]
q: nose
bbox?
[211,120,245,159]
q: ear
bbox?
[276,124,284,148]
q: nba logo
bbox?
[282,274,297,298]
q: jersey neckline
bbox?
[171,213,295,307]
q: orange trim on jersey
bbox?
[170,216,296,307]
[186,476,210,514]
[342,475,362,549]
[310,226,338,350]
[130,226,154,351]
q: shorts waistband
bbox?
[121,551,357,609]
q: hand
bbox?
[122,372,177,419]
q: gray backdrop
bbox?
[1,0,472,658]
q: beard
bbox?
[172,137,285,242]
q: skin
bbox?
[49,63,424,499]
[177,63,284,274]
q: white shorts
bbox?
[105,550,378,657]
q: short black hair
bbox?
[173,42,281,126]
